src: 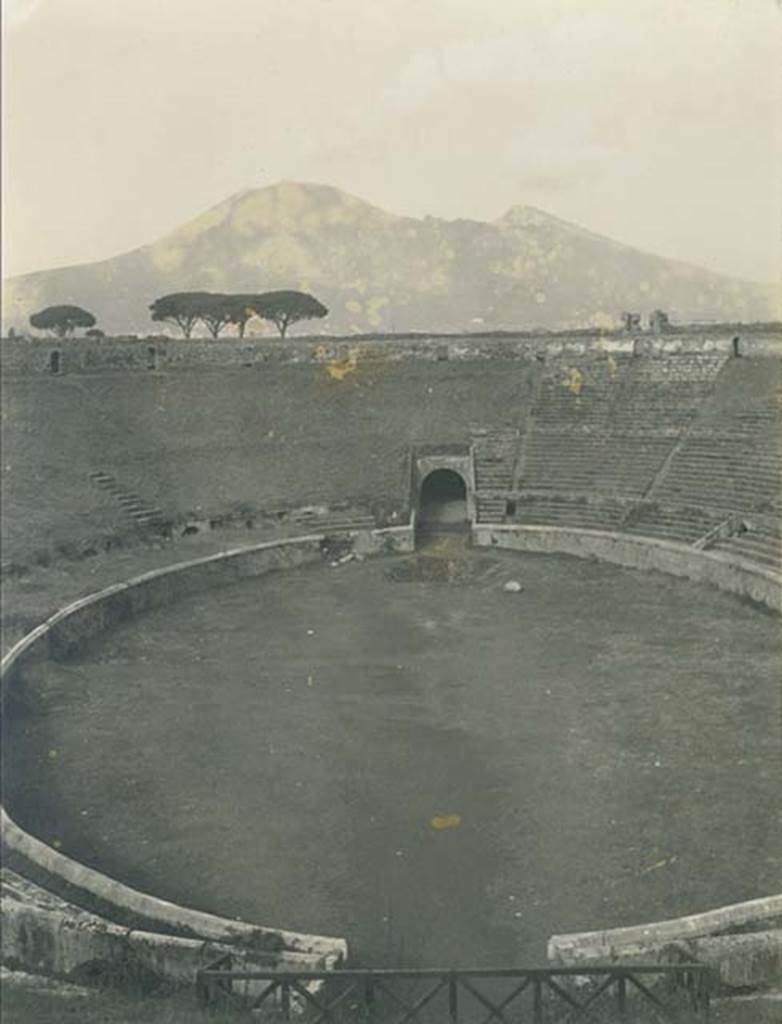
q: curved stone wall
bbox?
[472,523,782,611]
[1,527,412,966]
[548,894,782,965]
[1,518,779,980]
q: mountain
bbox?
[2,181,777,336]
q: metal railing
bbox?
[195,960,713,1022]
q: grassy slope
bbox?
[1,360,533,562]
[4,354,782,568]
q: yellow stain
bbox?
[326,347,360,380]
[243,234,318,277]
[345,299,363,314]
[366,295,389,327]
[590,311,615,332]
[430,814,462,830]
[150,244,185,272]
[607,354,618,379]
[232,182,306,235]
[563,367,583,396]
[52,838,62,849]
[48,749,58,760]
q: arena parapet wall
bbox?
[472,524,782,611]
[2,520,781,988]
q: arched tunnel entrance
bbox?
[417,468,468,536]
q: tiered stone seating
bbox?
[521,434,609,491]
[521,355,723,498]
[471,428,520,490]
[608,355,727,433]
[509,496,626,531]
[711,519,782,572]
[530,355,630,432]
[655,437,781,514]
[520,357,627,494]
[473,354,782,577]
[592,437,674,496]
[619,503,724,546]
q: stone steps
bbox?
[476,496,507,523]
[88,471,164,528]
[472,429,519,490]
[713,535,782,569]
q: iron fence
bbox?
[195,960,713,1023]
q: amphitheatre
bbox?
[1,323,781,1013]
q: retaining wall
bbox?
[1,868,318,989]
[2,326,779,376]
[1,526,413,973]
[472,524,782,612]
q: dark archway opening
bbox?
[417,469,468,536]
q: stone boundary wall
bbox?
[1,868,324,989]
[472,523,782,611]
[548,896,782,991]
[1,526,413,969]
[548,894,782,959]
[1,326,780,375]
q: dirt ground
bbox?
[4,537,780,968]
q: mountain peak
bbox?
[496,204,554,227]
[220,180,394,236]
[3,180,775,335]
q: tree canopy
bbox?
[149,292,214,339]
[250,291,329,337]
[198,294,237,339]
[29,305,96,337]
[148,290,329,338]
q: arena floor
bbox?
[5,537,781,966]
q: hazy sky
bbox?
[3,0,781,282]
